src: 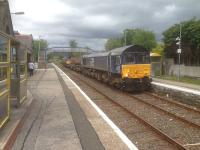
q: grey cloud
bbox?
[11,0,200,50]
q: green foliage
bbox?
[33,39,48,61]
[104,28,157,51]
[71,51,81,57]
[33,39,48,51]
[152,43,164,56]
[105,38,123,51]
[68,40,78,57]
[163,18,200,65]
[69,40,78,48]
[158,75,200,86]
[124,29,157,50]
[84,46,90,50]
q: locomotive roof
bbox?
[110,45,148,56]
[82,45,148,58]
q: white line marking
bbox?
[152,82,200,96]
[53,63,138,150]
[184,142,200,146]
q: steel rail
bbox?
[145,92,200,114]
[125,93,200,128]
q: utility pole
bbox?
[124,30,127,46]
[45,48,47,69]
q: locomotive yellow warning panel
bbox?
[122,64,151,79]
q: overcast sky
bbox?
[9,0,200,50]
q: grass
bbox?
[156,75,200,86]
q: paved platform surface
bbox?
[0,90,33,150]
[12,69,82,150]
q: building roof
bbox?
[0,0,14,35]
[15,33,33,52]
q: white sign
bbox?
[176,41,180,45]
[176,37,180,41]
[177,49,181,54]
[34,63,38,69]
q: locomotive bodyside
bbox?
[82,52,109,71]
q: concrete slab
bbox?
[0,90,34,150]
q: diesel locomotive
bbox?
[65,45,152,91]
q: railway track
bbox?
[58,64,200,150]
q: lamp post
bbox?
[38,35,41,62]
[176,23,182,81]
[124,30,128,46]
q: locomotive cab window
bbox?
[123,52,150,64]
[123,53,135,64]
[136,53,150,64]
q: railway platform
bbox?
[152,78,200,107]
[153,78,200,91]
[0,91,33,150]
[10,64,135,150]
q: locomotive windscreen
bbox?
[123,52,150,64]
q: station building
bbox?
[0,0,31,128]
[15,31,34,62]
[0,0,14,35]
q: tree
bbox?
[152,43,164,56]
[69,40,78,48]
[69,40,78,57]
[104,28,157,51]
[163,18,200,65]
[105,38,123,51]
[123,29,157,50]
[33,39,48,61]
[33,39,48,51]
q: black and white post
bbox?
[176,23,182,81]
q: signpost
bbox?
[176,24,182,81]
